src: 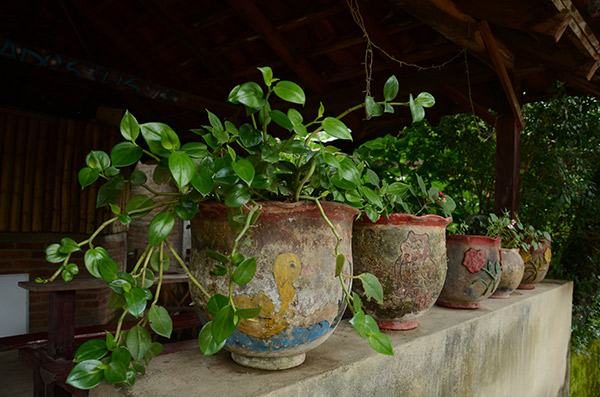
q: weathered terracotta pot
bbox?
[490,248,525,299]
[437,235,502,309]
[188,201,358,370]
[352,213,452,330]
[518,239,551,290]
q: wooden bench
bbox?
[7,274,201,397]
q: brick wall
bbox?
[0,232,127,332]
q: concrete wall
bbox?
[95,280,572,397]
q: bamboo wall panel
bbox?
[0,107,130,234]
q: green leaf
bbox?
[273,81,306,105]
[236,306,261,319]
[104,361,127,384]
[257,66,276,87]
[362,186,385,209]
[105,332,117,351]
[109,291,126,309]
[322,117,352,140]
[181,142,209,158]
[108,278,132,294]
[44,244,66,264]
[198,322,226,356]
[160,127,181,151]
[387,182,409,196]
[415,92,435,108]
[125,287,148,317]
[349,310,367,338]
[84,247,111,279]
[368,331,394,356]
[358,273,384,304]
[351,292,363,313]
[86,151,111,172]
[338,157,362,187]
[66,360,104,389]
[111,346,131,368]
[120,111,140,142]
[232,257,257,286]
[234,82,266,108]
[65,263,79,275]
[129,170,147,186]
[261,146,280,163]
[96,174,125,208]
[383,75,399,101]
[206,109,224,133]
[238,123,262,148]
[365,169,380,187]
[175,196,199,220]
[384,102,394,113]
[231,158,255,185]
[148,306,173,338]
[270,109,294,131]
[150,249,170,272]
[224,184,250,208]
[73,339,108,363]
[212,305,237,344]
[416,174,427,197]
[109,203,121,215]
[365,96,383,119]
[98,257,118,282]
[59,237,81,254]
[148,211,175,247]
[169,151,195,189]
[335,254,345,277]
[111,142,143,167]
[287,108,303,125]
[409,94,425,123]
[214,167,239,185]
[126,325,152,362]
[126,195,154,218]
[207,293,229,315]
[191,169,214,195]
[140,123,175,157]
[78,167,100,188]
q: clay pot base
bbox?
[517,284,536,290]
[377,320,418,330]
[436,301,481,309]
[489,293,510,299]
[231,352,306,370]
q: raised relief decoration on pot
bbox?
[462,248,485,273]
[393,231,436,312]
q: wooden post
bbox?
[494,113,521,216]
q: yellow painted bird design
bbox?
[234,253,301,338]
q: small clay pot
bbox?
[352,213,451,330]
[518,239,551,290]
[437,235,502,309]
[490,248,525,299]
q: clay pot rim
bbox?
[355,213,452,227]
[446,234,502,247]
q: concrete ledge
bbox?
[95,280,572,397]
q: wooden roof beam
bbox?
[440,86,498,126]
[393,0,515,69]
[551,0,600,80]
[227,0,327,93]
[479,21,525,130]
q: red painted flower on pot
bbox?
[463,248,485,273]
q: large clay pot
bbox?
[352,213,451,330]
[490,248,525,299]
[188,201,358,370]
[518,239,551,290]
[437,235,502,309]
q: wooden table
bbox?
[18,274,190,397]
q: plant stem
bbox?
[142,184,183,197]
[114,309,129,344]
[294,157,316,201]
[166,239,211,300]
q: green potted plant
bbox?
[40,67,436,389]
[484,212,526,299]
[517,223,552,290]
[350,168,455,330]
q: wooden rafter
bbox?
[227,0,327,93]
[440,87,497,126]
[479,21,525,130]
